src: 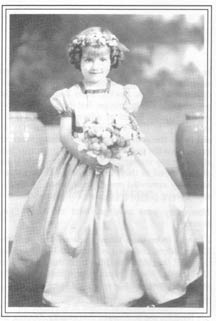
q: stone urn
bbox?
[9,112,47,196]
[175,112,204,196]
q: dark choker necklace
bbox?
[79,79,111,94]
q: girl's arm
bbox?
[60,116,104,170]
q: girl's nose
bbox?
[92,59,100,68]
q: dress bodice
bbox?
[50,80,143,127]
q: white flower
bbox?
[112,135,118,143]
[102,131,111,140]
[108,39,118,46]
[99,37,107,46]
[100,143,108,152]
[79,35,86,41]
[86,124,98,136]
[94,124,104,137]
[103,137,113,147]
[77,133,84,140]
[72,38,79,45]
[120,126,133,140]
[91,142,101,151]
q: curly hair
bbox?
[67,27,129,70]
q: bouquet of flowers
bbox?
[74,112,144,166]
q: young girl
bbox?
[9,26,202,308]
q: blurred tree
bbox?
[10,14,204,124]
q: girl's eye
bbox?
[84,58,92,62]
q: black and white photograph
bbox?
[0,2,214,319]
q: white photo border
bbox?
[1,3,212,318]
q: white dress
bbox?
[9,80,202,308]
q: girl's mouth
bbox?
[90,71,102,74]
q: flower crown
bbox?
[67,30,129,69]
[71,33,129,52]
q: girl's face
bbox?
[80,46,111,85]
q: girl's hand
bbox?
[59,117,110,174]
[80,151,110,174]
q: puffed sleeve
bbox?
[50,88,72,116]
[123,84,143,113]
